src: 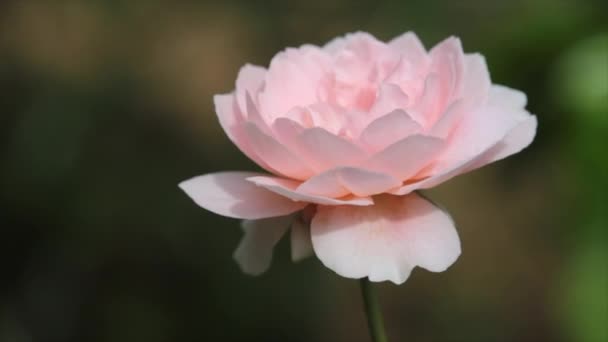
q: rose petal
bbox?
[487,84,528,109]
[245,92,272,133]
[408,73,442,126]
[247,175,374,206]
[296,127,367,172]
[429,90,531,173]
[213,94,276,174]
[388,31,428,69]
[297,167,401,197]
[459,53,491,111]
[259,48,323,117]
[359,109,422,152]
[291,218,314,262]
[234,214,295,275]
[235,64,267,114]
[368,83,411,121]
[367,134,445,180]
[311,193,461,284]
[390,114,537,195]
[244,123,314,180]
[429,37,465,102]
[179,172,306,219]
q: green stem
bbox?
[360,278,389,342]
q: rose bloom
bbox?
[180,32,537,284]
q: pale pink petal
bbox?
[429,90,531,173]
[234,214,295,275]
[408,73,441,125]
[368,83,411,120]
[271,116,305,148]
[179,172,306,219]
[214,93,241,141]
[245,92,272,133]
[430,54,490,137]
[471,114,537,165]
[296,127,367,172]
[388,32,429,68]
[459,53,491,111]
[416,37,464,125]
[213,94,276,174]
[428,99,464,138]
[259,55,312,117]
[291,218,314,262]
[367,134,445,180]
[359,109,422,152]
[390,114,537,195]
[295,170,351,198]
[429,37,465,100]
[235,64,267,114]
[247,175,374,206]
[311,193,461,284]
[244,123,314,180]
[488,84,528,109]
[297,167,401,197]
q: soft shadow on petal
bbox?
[234,214,296,275]
[247,175,374,206]
[291,218,314,262]
[311,193,461,284]
[179,172,306,219]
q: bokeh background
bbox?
[1,0,606,341]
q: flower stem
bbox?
[360,278,389,342]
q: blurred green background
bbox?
[0,0,606,341]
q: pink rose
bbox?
[180,32,536,284]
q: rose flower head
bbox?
[179,32,537,284]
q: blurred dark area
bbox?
[0,1,606,341]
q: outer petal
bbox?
[179,172,306,219]
[429,54,491,137]
[235,64,267,114]
[244,123,315,180]
[258,46,328,118]
[390,114,537,195]
[311,193,461,284]
[388,31,428,69]
[429,86,533,173]
[297,167,401,197]
[247,175,374,206]
[213,94,274,173]
[234,215,295,275]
